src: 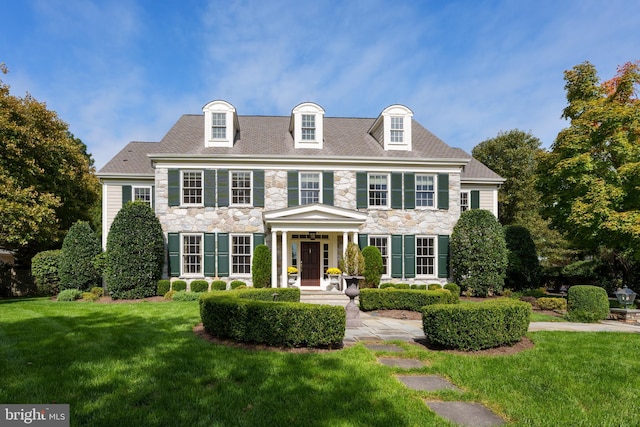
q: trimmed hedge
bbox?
[360,288,458,312]
[31,249,62,296]
[172,291,202,301]
[423,299,531,351]
[190,280,209,293]
[230,280,246,289]
[566,285,609,323]
[427,284,441,290]
[379,283,410,290]
[199,288,343,348]
[157,280,170,296]
[211,280,227,291]
[171,280,187,292]
[57,289,83,301]
[251,244,271,288]
[410,284,427,290]
[536,297,567,311]
[59,221,102,291]
[444,283,460,296]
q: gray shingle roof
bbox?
[99,114,503,182]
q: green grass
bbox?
[1,298,639,426]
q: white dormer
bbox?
[202,100,238,148]
[369,104,413,151]
[289,102,325,149]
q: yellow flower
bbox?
[287,266,298,274]
[326,267,341,275]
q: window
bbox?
[211,112,226,139]
[416,237,435,276]
[460,191,469,212]
[232,235,251,274]
[300,172,320,204]
[390,116,403,143]
[369,174,388,207]
[369,236,389,276]
[416,174,435,207]
[133,186,152,207]
[182,234,202,276]
[301,114,315,140]
[231,171,252,205]
[182,171,203,205]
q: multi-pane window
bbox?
[183,234,202,275]
[133,186,152,207]
[390,116,404,143]
[368,174,388,207]
[369,236,389,276]
[416,174,435,207]
[301,114,315,140]
[231,171,252,205]
[182,171,203,205]
[300,172,320,204]
[460,192,469,212]
[416,237,435,276]
[211,112,226,139]
[232,235,251,274]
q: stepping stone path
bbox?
[365,342,505,426]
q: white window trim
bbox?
[299,171,322,205]
[379,105,413,151]
[132,185,153,208]
[291,102,324,149]
[415,174,437,210]
[369,235,390,277]
[211,112,227,140]
[415,235,437,278]
[231,233,253,277]
[230,170,253,207]
[203,100,236,148]
[181,170,204,207]
[368,173,390,209]
[181,233,204,278]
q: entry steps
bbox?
[300,290,354,306]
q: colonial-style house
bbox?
[97,100,503,289]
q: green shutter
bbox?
[287,170,298,207]
[437,173,449,210]
[217,169,229,207]
[122,185,132,206]
[438,235,450,278]
[358,234,368,250]
[253,170,265,207]
[471,190,480,209]
[391,172,403,209]
[391,235,403,278]
[204,169,216,207]
[253,233,265,247]
[404,173,415,209]
[168,169,180,207]
[356,172,368,209]
[403,235,416,278]
[323,171,334,206]
[204,233,216,277]
[168,233,180,277]
[151,185,155,211]
[217,233,229,277]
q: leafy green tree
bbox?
[538,61,640,269]
[31,249,63,296]
[106,202,165,299]
[361,246,383,288]
[58,221,102,291]
[450,209,508,297]
[251,244,271,288]
[504,225,541,291]
[0,64,99,259]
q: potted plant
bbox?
[326,267,341,291]
[340,242,364,327]
[287,266,298,287]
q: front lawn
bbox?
[0,298,638,426]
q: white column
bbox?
[281,231,288,288]
[353,231,358,245]
[271,230,278,288]
[342,232,348,255]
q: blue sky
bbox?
[1,0,639,170]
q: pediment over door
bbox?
[263,203,367,232]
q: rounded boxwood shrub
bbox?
[444,283,460,296]
[230,280,246,289]
[566,285,609,322]
[379,283,396,289]
[361,246,383,289]
[251,244,271,288]
[90,287,104,297]
[171,280,187,292]
[106,202,165,299]
[427,283,441,290]
[423,299,531,350]
[410,284,427,290]
[211,280,227,291]
[360,288,457,311]
[172,291,202,301]
[536,297,567,311]
[59,221,102,291]
[164,290,176,300]
[31,249,63,296]
[81,291,99,302]
[57,289,83,301]
[190,280,209,293]
[157,279,170,296]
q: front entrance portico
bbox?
[263,203,367,289]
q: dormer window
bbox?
[202,100,238,148]
[368,104,413,151]
[290,102,324,149]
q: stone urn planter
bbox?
[287,267,298,287]
[341,242,365,327]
